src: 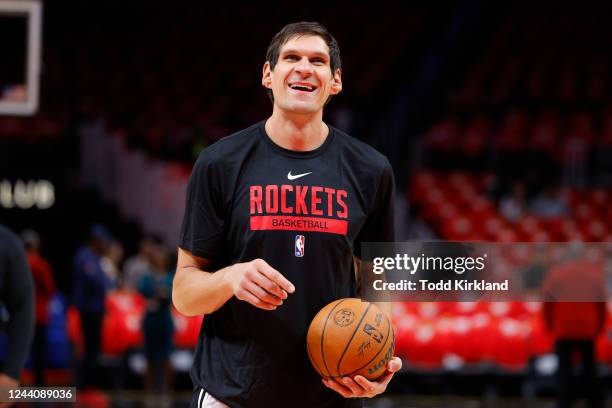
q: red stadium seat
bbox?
[460,116,491,157]
[528,314,554,356]
[102,313,131,356]
[76,389,110,408]
[101,310,144,356]
[467,198,496,220]
[605,207,612,227]
[394,312,419,360]
[574,203,595,222]
[514,301,543,319]
[447,301,487,316]
[525,229,552,242]
[172,308,203,349]
[495,228,518,243]
[517,216,541,236]
[105,289,146,316]
[488,302,512,318]
[448,315,486,364]
[424,119,459,152]
[410,171,438,201]
[560,219,587,241]
[489,318,530,370]
[415,302,443,319]
[581,220,607,242]
[66,306,84,357]
[589,189,610,209]
[405,320,450,369]
[483,215,507,240]
[420,191,451,224]
[448,171,472,191]
[99,291,147,355]
[443,216,474,241]
[541,217,565,241]
[496,110,529,152]
[530,112,559,154]
[596,303,612,364]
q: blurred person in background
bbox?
[100,240,124,287]
[0,225,34,403]
[543,257,607,408]
[21,229,56,386]
[498,181,527,223]
[123,236,156,291]
[72,224,114,390]
[529,185,569,218]
[140,245,175,397]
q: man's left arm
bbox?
[322,256,401,398]
[323,160,402,399]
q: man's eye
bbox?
[312,58,325,64]
[286,55,299,61]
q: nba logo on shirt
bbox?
[295,235,305,257]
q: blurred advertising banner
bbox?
[361,242,612,302]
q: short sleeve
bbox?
[353,160,396,258]
[179,151,226,259]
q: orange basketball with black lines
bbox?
[306,298,395,380]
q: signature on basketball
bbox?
[334,309,355,326]
[357,340,371,357]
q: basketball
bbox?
[306,298,395,380]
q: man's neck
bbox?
[265,109,328,152]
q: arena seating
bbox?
[0,2,435,165]
[397,169,612,371]
[409,170,612,242]
[67,290,203,357]
[393,299,612,372]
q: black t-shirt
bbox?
[0,225,35,380]
[179,121,395,408]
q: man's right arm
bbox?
[172,248,295,316]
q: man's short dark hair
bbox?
[265,21,342,102]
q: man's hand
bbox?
[0,373,18,408]
[224,258,295,310]
[322,357,402,398]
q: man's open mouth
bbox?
[288,83,317,92]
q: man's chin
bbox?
[281,102,322,115]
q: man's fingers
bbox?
[244,281,283,306]
[322,379,352,398]
[387,356,402,372]
[339,377,366,396]
[369,357,401,387]
[254,259,295,294]
[249,269,288,300]
[321,360,401,399]
[353,376,377,393]
[373,371,394,386]
[235,287,277,310]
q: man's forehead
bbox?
[279,35,330,57]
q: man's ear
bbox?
[329,68,343,95]
[262,61,272,89]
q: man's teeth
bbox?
[290,84,315,91]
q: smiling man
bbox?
[173,22,401,408]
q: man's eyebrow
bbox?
[280,49,329,59]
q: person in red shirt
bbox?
[543,258,606,408]
[21,230,56,386]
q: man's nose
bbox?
[295,57,313,75]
